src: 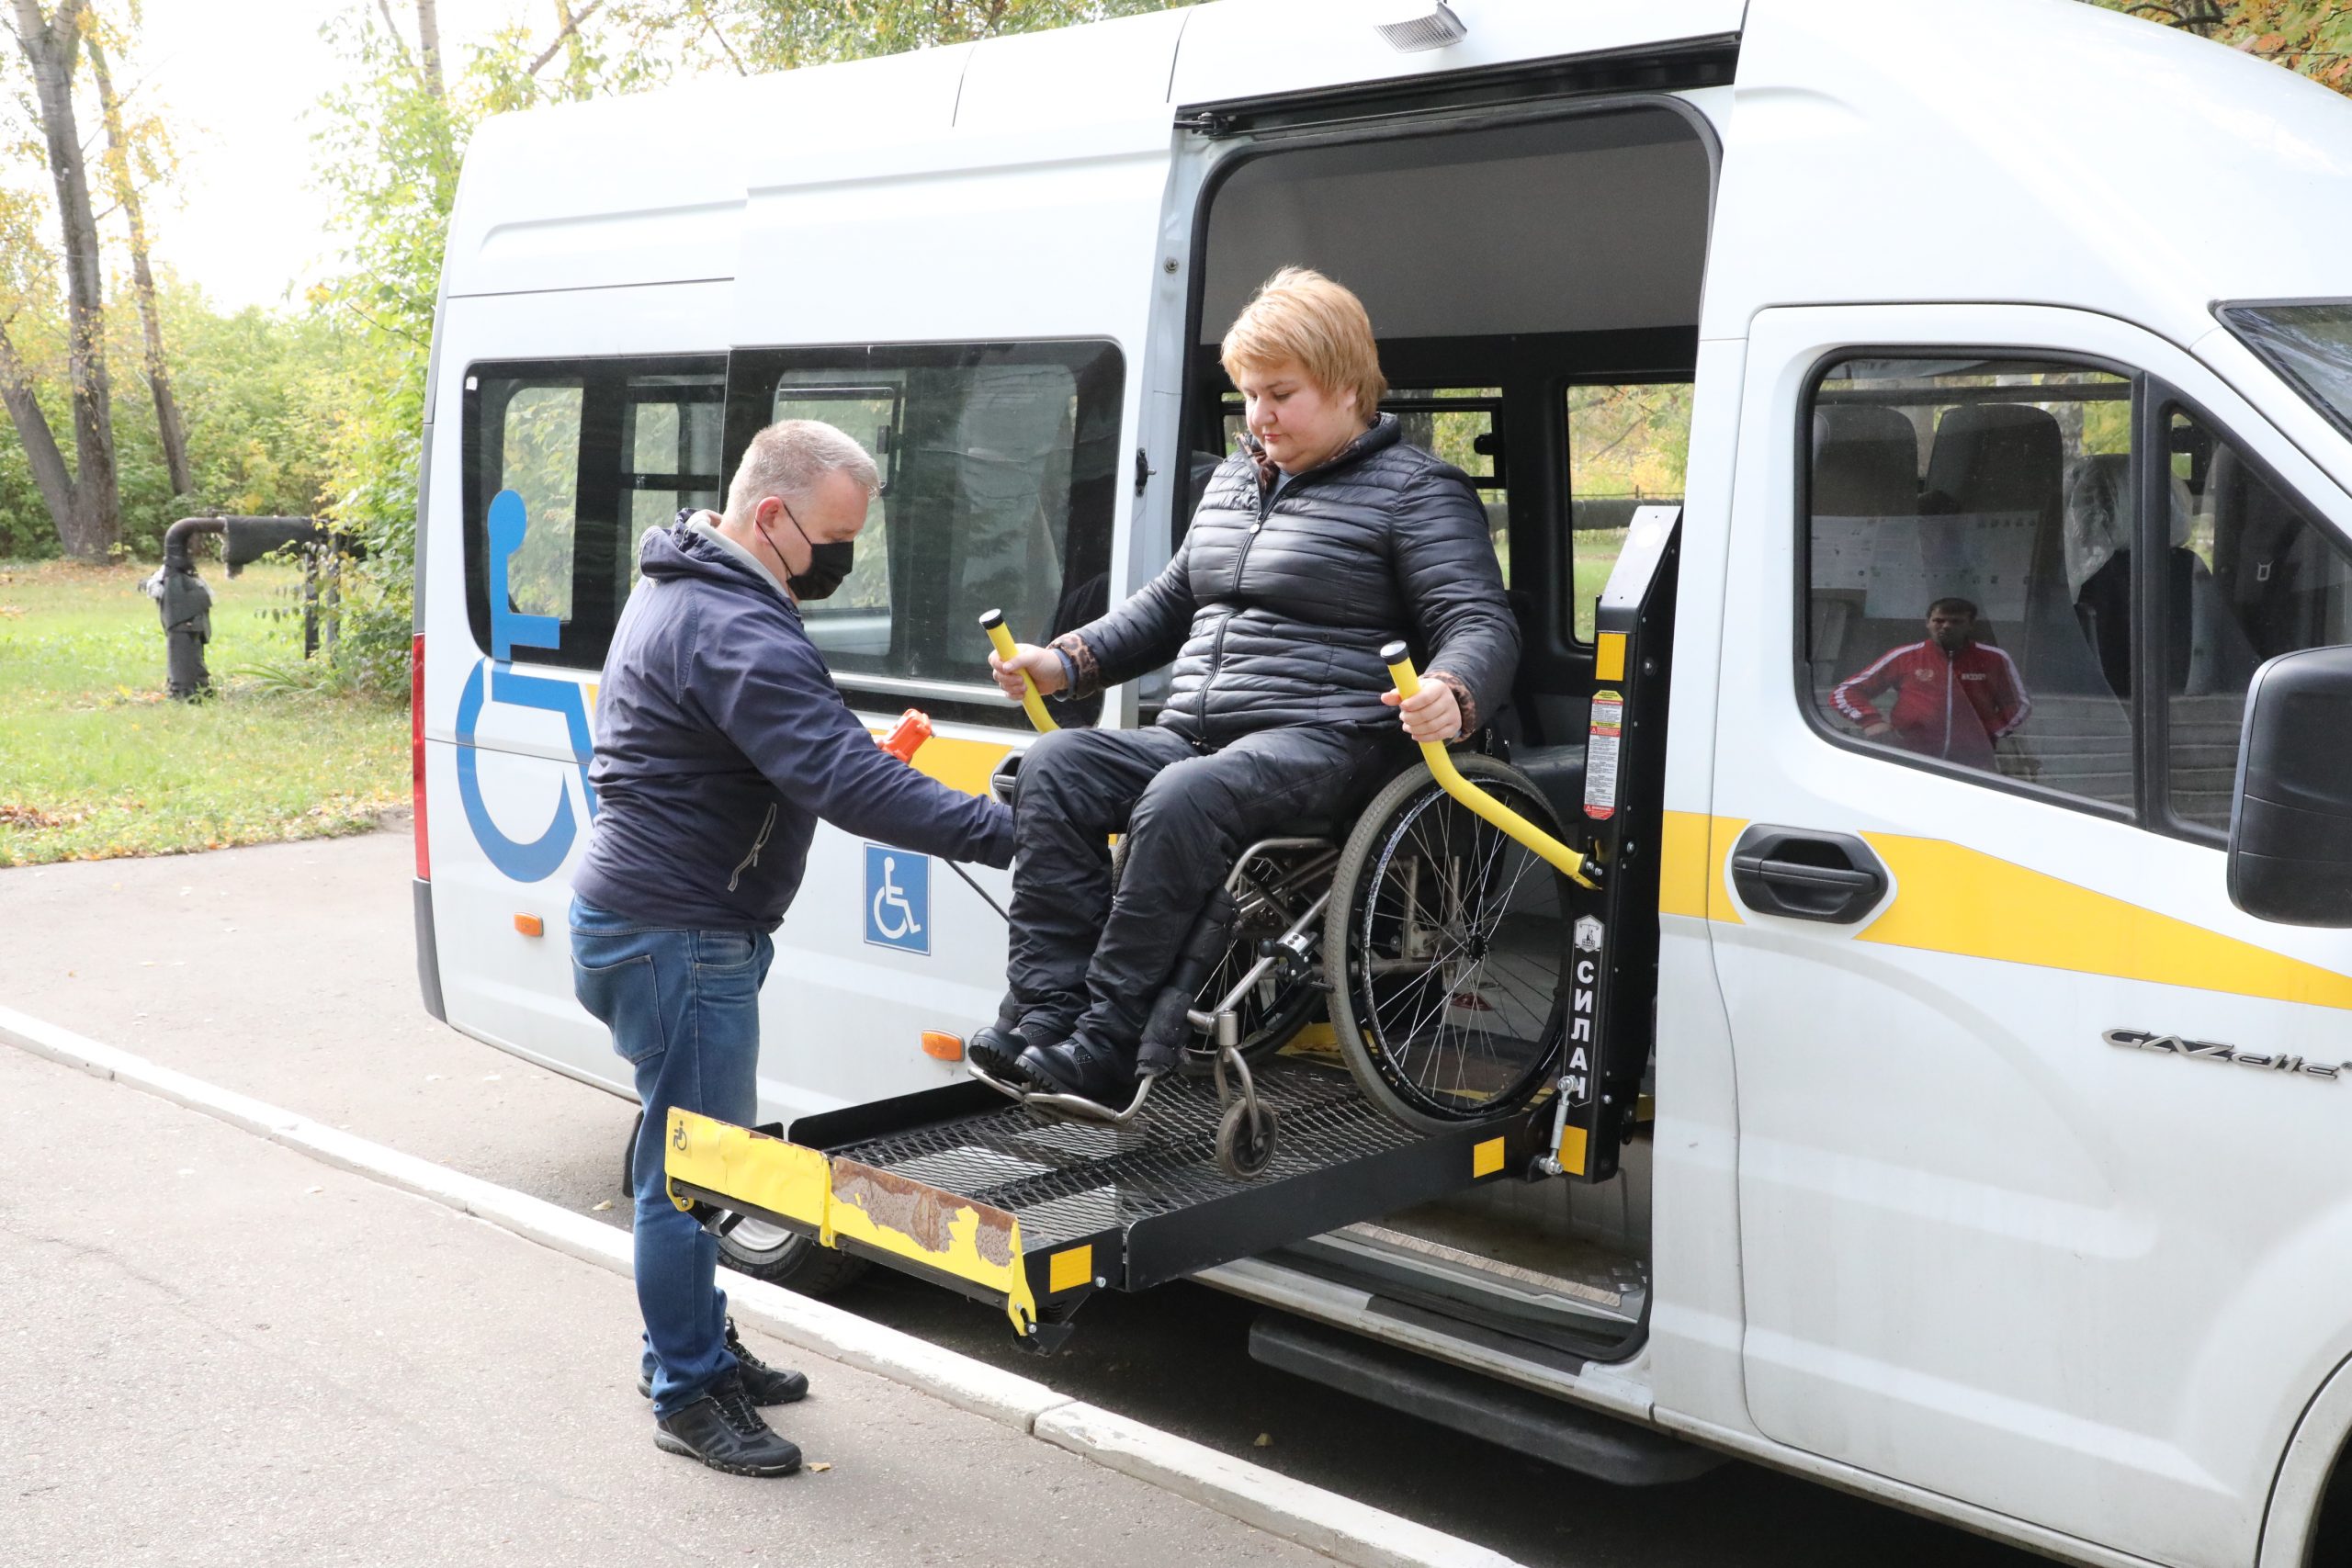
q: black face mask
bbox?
[762,501,854,602]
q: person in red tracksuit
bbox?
[1831,596,2031,771]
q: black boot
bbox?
[1013,1033,1140,1109]
[968,1002,1074,1084]
[653,1372,802,1477]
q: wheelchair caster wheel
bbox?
[1216,1100,1279,1179]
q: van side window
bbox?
[2160,404,2352,831]
[1389,389,1510,586]
[462,356,727,671]
[1566,383,1691,642]
[1804,358,2136,809]
[729,342,1122,716]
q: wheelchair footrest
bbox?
[664,1060,1550,1352]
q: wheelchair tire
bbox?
[1323,754,1573,1133]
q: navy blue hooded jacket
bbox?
[573,520,1013,931]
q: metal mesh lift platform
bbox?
[664,1058,1550,1351]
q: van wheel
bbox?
[718,1216,870,1296]
[621,1110,868,1296]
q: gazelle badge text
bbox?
[2105,1028,2350,1081]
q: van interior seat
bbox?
[2209,442,2335,660]
[1812,404,1922,515]
[1807,404,1924,688]
[2066,454,2256,699]
[1923,401,2064,520]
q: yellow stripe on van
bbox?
[866,730,1013,799]
[1658,811,1746,925]
[1857,833,2352,1011]
[1594,632,1628,682]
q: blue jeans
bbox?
[570,897,772,1417]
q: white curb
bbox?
[0,1003,1524,1568]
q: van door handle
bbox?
[1728,827,1888,924]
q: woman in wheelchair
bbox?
[972,267,1519,1110]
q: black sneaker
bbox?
[653,1376,802,1478]
[722,1316,808,1406]
[1013,1035,1139,1108]
[637,1318,808,1404]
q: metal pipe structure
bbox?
[151,516,327,699]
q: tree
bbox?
[3,0,119,559]
[2094,1,2352,92]
[85,23,190,498]
[307,0,1198,693]
[598,0,1195,79]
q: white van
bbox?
[411,3,2352,1562]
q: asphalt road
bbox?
[0,1043,1317,1568]
[0,824,2044,1568]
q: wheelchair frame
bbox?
[972,613,1601,1179]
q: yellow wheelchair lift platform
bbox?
[669,514,1679,1352]
[664,1062,1550,1352]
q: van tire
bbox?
[620,1111,869,1296]
[718,1220,871,1296]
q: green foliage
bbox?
[2093,1,2352,92]
[0,280,347,559]
[0,558,409,865]
[303,0,1204,695]
[597,0,1200,80]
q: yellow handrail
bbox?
[979,609,1058,735]
[1383,641,1596,890]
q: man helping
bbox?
[570,420,1013,1478]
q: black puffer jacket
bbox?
[1056,415,1517,744]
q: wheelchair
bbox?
[970,614,1592,1180]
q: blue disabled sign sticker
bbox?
[864,844,930,955]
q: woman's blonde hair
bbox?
[1219,266,1387,417]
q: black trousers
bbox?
[1003,722,1405,1055]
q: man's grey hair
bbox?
[724,419,880,521]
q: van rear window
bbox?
[2220,300,2352,445]
[460,355,726,671]
[723,341,1124,721]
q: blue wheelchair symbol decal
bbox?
[455,489,598,884]
[864,845,930,955]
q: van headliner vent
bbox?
[1175,33,1739,140]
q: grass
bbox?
[0,558,408,867]
[1572,527,1628,642]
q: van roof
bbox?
[443,0,2352,356]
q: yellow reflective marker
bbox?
[1555,1123,1589,1177]
[1594,631,1627,683]
[1049,1245,1094,1293]
[1472,1136,1505,1178]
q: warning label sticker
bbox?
[1585,689,1624,821]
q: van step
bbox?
[664,1059,1550,1351]
[1248,1313,1721,1485]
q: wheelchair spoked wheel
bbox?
[1185,840,1330,1072]
[1113,837,1329,1073]
[1325,755,1573,1133]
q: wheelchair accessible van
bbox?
[665,508,1679,1349]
